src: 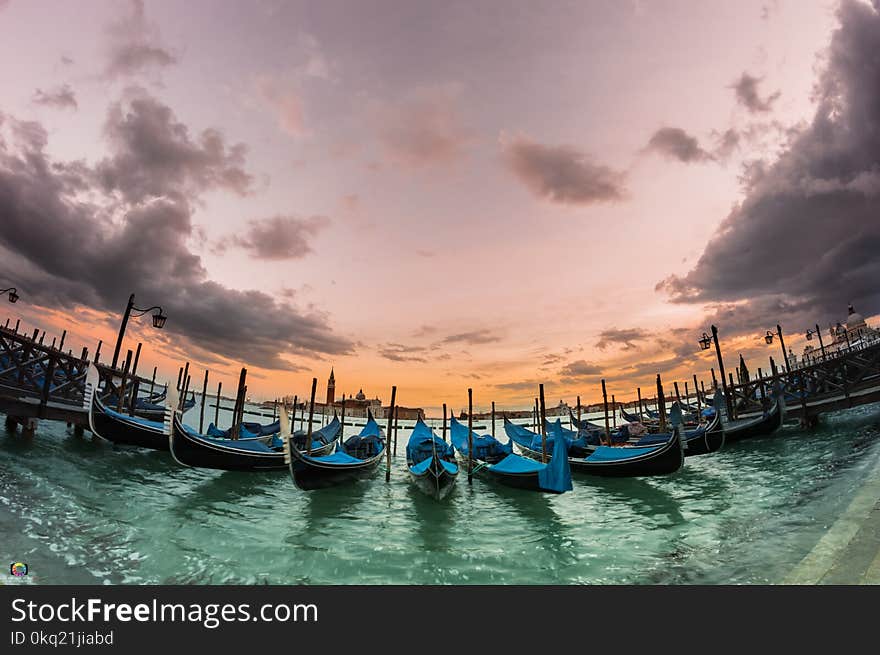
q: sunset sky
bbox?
[1,0,878,414]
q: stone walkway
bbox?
[783,444,880,584]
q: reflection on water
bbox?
[0,403,879,584]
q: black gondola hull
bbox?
[170,414,337,472]
[481,467,563,494]
[89,394,169,450]
[288,448,384,490]
[568,435,685,477]
[408,455,458,500]
[723,400,784,443]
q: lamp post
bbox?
[110,293,167,369]
[698,326,733,419]
[805,324,826,361]
[1,287,20,304]
[764,324,789,371]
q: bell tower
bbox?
[326,367,336,405]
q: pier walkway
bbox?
[783,442,880,584]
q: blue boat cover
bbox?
[449,416,512,461]
[585,445,659,462]
[538,422,573,492]
[507,419,610,451]
[406,418,455,465]
[102,404,163,430]
[293,416,341,448]
[339,412,385,460]
[181,426,277,453]
[489,454,545,474]
[309,451,366,465]
[489,424,572,492]
[206,422,261,439]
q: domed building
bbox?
[804,304,878,362]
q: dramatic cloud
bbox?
[256,76,305,137]
[377,343,428,363]
[645,127,710,163]
[501,134,626,204]
[658,0,880,329]
[95,93,253,203]
[595,327,650,351]
[731,72,780,113]
[229,215,330,260]
[559,360,603,378]
[31,85,78,111]
[376,84,473,166]
[104,0,176,80]
[0,95,352,369]
[441,329,501,345]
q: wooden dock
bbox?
[0,323,156,436]
[721,337,880,425]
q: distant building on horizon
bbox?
[800,303,879,364]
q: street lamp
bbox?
[805,324,826,360]
[1,287,19,303]
[111,293,167,369]
[763,324,789,371]
[699,333,712,350]
[697,325,733,419]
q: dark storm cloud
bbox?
[558,360,603,378]
[595,327,650,351]
[731,72,780,114]
[104,0,176,80]
[657,0,880,330]
[229,215,330,260]
[0,97,353,370]
[32,85,78,111]
[501,134,626,205]
[95,93,253,203]
[441,329,501,345]
[644,127,710,163]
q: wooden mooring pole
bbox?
[385,386,397,482]
[601,379,610,445]
[199,370,209,433]
[539,384,548,462]
[306,377,317,453]
[442,403,447,442]
[214,381,222,427]
[657,374,667,433]
[467,388,474,484]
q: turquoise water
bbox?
[1,404,879,585]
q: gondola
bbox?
[89,373,285,452]
[405,418,458,500]
[568,410,606,431]
[567,404,687,477]
[169,406,339,472]
[505,417,611,462]
[205,418,281,439]
[130,391,196,421]
[721,391,785,443]
[619,406,650,424]
[285,408,386,490]
[629,401,724,457]
[472,420,572,493]
[448,416,512,465]
[88,376,170,450]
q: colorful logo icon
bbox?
[10,562,28,577]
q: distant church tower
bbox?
[326,367,336,405]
